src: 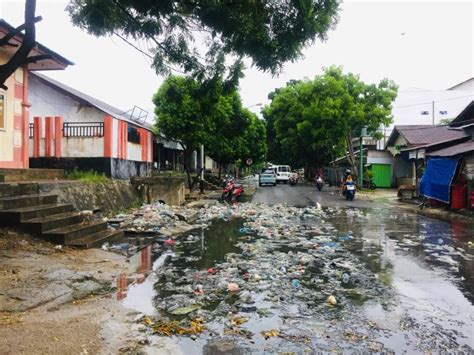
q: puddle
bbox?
[113,204,474,353]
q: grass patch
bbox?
[66,169,109,183]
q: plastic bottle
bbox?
[342,273,350,284]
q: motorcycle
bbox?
[221,177,244,202]
[316,176,324,191]
[363,178,376,190]
[342,181,356,201]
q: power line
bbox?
[392,94,474,109]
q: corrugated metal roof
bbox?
[426,141,474,157]
[30,72,153,131]
[450,101,474,127]
[386,125,468,147]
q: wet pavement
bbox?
[253,182,379,208]
[112,185,474,353]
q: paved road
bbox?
[252,182,379,208]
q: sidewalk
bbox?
[358,188,474,223]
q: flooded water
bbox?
[118,205,474,353]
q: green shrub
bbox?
[66,168,109,183]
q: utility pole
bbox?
[199,144,205,194]
[432,101,435,125]
[359,135,364,189]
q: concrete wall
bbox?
[29,74,105,123]
[29,75,153,164]
[387,135,409,156]
[64,137,104,158]
[128,142,141,161]
[131,176,186,206]
[367,150,392,164]
[0,55,27,168]
[37,180,140,214]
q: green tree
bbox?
[153,75,267,184]
[238,111,267,167]
[67,0,340,82]
[263,67,398,180]
[153,75,213,187]
[205,92,249,176]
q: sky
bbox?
[1,0,473,121]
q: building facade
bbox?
[0,20,72,169]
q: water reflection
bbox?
[114,206,474,352]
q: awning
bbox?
[420,157,459,203]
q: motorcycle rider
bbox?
[342,174,356,198]
[341,169,352,194]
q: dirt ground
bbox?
[0,229,138,355]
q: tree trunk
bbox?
[346,133,359,183]
[0,0,39,89]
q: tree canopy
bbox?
[67,0,340,82]
[263,67,398,176]
[153,75,267,171]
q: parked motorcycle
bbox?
[221,177,244,202]
[316,176,324,191]
[363,178,376,190]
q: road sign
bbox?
[246,158,253,166]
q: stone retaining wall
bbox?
[131,176,186,206]
[37,180,140,214]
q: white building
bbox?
[377,78,474,149]
[28,72,154,179]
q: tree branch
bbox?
[0,15,42,47]
[0,0,38,89]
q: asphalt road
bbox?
[252,182,379,208]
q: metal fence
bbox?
[63,122,104,137]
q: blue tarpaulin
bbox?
[420,157,459,203]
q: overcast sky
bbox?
[1,0,473,120]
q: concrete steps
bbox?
[0,187,123,248]
[43,220,108,244]
[0,204,74,223]
[68,229,124,248]
[0,168,65,182]
[0,194,58,210]
[23,212,83,233]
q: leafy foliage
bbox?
[66,168,109,183]
[263,67,398,172]
[67,0,340,81]
[153,75,267,170]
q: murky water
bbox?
[118,206,474,353]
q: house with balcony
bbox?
[0,19,73,170]
[28,72,153,179]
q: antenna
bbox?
[121,106,149,124]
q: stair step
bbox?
[23,212,83,233]
[0,194,57,210]
[0,183,39,198]
[0,204,74,223]
[67,229,124,248]
[44,220,107,244]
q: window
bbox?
[0,93,5,129]
[127,124,140,144]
